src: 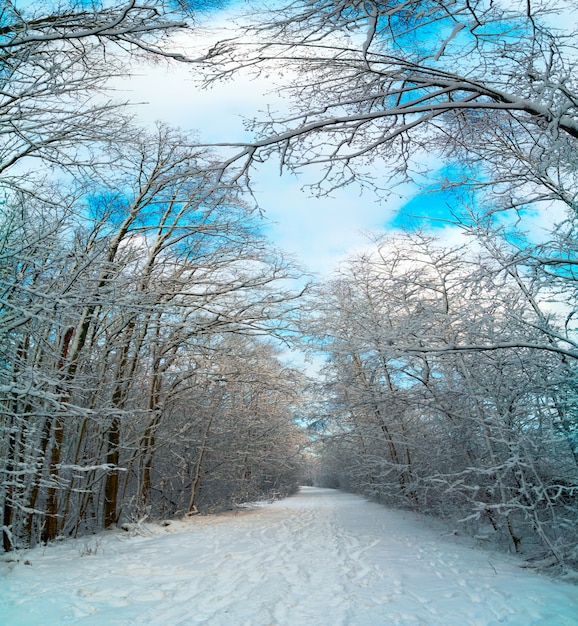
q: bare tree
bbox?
[0,1,198,183]
[204,1,577,210]
[308,232,578,571]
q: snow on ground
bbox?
[1,487,577,625]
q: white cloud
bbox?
[253,160,404,275]
[119,58,283,143]
[113,16,402,278]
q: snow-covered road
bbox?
[1,487,577,625]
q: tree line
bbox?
[307,231,577,570]
[0,1,306,552]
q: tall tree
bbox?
[308,232,578,570]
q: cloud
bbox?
[252,160,405,275]
[112,14,406,278]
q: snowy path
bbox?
[1,487,578,625]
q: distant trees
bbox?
[308,232,578,569]
[1,1,307,552]
[147,336,307,517]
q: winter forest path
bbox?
[1,487,578,625]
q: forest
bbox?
[1,0,577,576]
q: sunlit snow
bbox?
[1,488,577,625]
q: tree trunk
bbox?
[103,416,121,527]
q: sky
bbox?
[119,2,422,278]
[114,0,575,376]
[119,1,566,278]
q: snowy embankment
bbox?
[1,487,577,625]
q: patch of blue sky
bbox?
[85,190,129,228]
[388,177,546,251]
[497,210,541,247]
[84,184,253,239]
[387,164,478,230]
[11,0,234,15]
[371,3,531,61]
[379,13,442,52]
[179,0,233,10]
[388,193,458,230]
[388,163,563,274]
[166,0,236,15]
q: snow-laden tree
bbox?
[205,0,577,209]
[1,124,307,550]
[308,232,578,571]
[0,1,197,182]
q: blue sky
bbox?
[118,2,441,277]
[119,1,567,280]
